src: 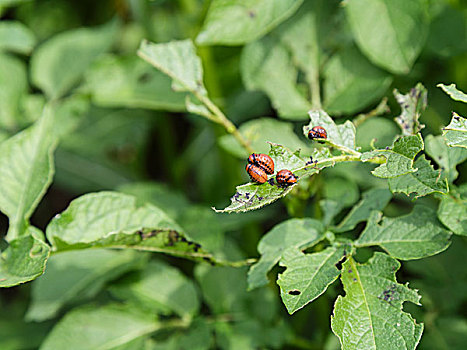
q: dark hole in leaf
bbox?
[288,290,301,295]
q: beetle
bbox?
[246,163,268,184]
[248,153,275,174]
[276,169,297,186]
[307,126,327,140]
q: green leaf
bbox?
[421,317,467,350]
[0,20,36,54]
[30,20,118,99]
[331,253,423,350]
[438,185,467,236]
[425,135,467,183]
[247,218,324,290]
[0,231,50,287]
[110,260,199,318]
[40,305,159,350]
[323,177,360,208]
[303,109,357,150]
[393,83,427,135]
[241,36,311,120]
[438,83,467,103]
[26,249,147,321]
[196,0,303,45]
[85,54,187,111]
[388,155,448,198]
[214,143,335,213]
[277,245,345,314]
[323,45,392,115]
[137,39,207,97]
[356,117,399,152]
[218,118,310,159]
[345,0,428,74]
[356,205,451,260]
[0,106,56,239]
[361,134,424,178]
[335,188,392,232]
[0,53,27,129]
[442,113,467,148]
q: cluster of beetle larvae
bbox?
[245,126,327,186]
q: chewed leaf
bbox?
[438,83,467,103]
[443,113,467,148]
[331,254,423,350]
[303,109,356,150]
[213,143,335,213]
[361,134,424,178]
[437,185,467,236]
[393,83,427,135]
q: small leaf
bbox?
[26,249,146,321]
[277,245,345,314]
[137,39,207,96]
[0,20,36,54]
[303,109,356,150]
[356,205,451,260]
[361,134,424,178]
[196,0,303,45]
[388,155,448,198]
[110,260,199,318]
[85,54,187,111]
[40,305,159,350]
[393,83,427,135]
[335,188,392,232]
[425,135,467,183]
[438,83,467,103]
[438,185,467,236]
[0,231,50,287]
[0,106,56,239]
[241,36,311,120]
[30,20,118,99]
[247,218,324,290]
[442,113,467,148]
[331,253,423,350]
[218,118,310,159]
[345,0,428,74]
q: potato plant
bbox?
[0,1,466,349]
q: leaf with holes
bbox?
[438,185,467,236]
[361,134,424,178]
[356,205,451,260]
[388,155,448,198]
[438,83,467,103]
[303,109,357,150]
[213,143,335,213]
[331,253,423,350]
[393,83,427,135]
[443,113,467,149]
[277,245,345,314]
[247,218,324,290]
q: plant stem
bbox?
[309,67,322,109]
[353,98,390,127]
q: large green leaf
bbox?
[196,0,303,45]
[323,46,392,115]
[39,305,159,350]
[438,83,467,103]
[361,134,424,178]
[85,54,187,111]
[345,0,428,74]
[218,118,310,159]
[393,83,427,135]
[0,230,50,287]
[331,253,423,350]
[0,106,56,239]
[438,185,467,236]
[0,20,36,54]
[388,155,448,198]
[110,260,199,318]
[356,205,451,260]
[442,113,467,149]
[247,218,324,290]
[26,249,147,321]
[241,36,311,120]
[277,245,345,314]
[335,188,392,232]
[30,20,118,99]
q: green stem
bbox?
[309,67,322,109]
[353,98,390,128]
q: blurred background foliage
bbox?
[0,0,466,349]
